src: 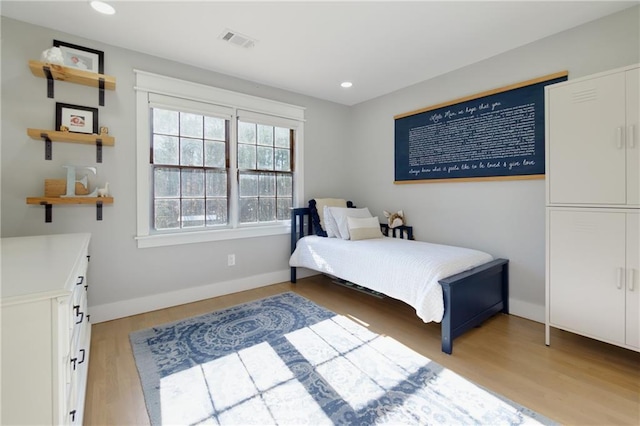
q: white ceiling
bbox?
[1,1,637,105]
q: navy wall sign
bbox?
[394,72,568,183]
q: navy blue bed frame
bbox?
[290,207,509,354]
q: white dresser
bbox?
[545,64,639,351]
[1,233,92,425]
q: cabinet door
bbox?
[626,212,639,348]
[627,68,639,206]
[548,73,626,205]
[549,210,626,344]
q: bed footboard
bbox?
[439,258,509,354]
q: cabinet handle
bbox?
[78,348,86,364]
[630,269,636,291]
[629,125,636,148]
[76,276,84,286]
[70,357,77,370]
[70,410,76,422]
[617,127,624,149]
[617,267,624,289]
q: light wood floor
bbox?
[84,275,640,425]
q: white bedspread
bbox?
[289,236,494,323]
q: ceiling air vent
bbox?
[218,29,257,49]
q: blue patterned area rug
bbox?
[130,292,555,425]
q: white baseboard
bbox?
[508,298,544,323]
[90,269,307,323]
[90,268,541,325]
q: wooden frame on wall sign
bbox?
[393,71,568,184]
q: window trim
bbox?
[135,70,305,248]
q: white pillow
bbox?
[348,216,383,241]
[328,207,372,240]
[314,198,346,232]
[323,206,340,238]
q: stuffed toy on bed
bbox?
[383,210,405,228]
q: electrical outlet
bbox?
[227,254,235,266]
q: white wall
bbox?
[0,17,352,321]
[2,7,639,323]
[346,7,640,321]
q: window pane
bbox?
[277,174,292,197]
[275,127,290,148]
[206,199,227,225]
[238,144,256,169]
[180,137,203,166]
[154,199,180,229]
[257,124,273,146]
[205,116,225,140]
[259,198,276,222]
[277,198,292,220]
[154,168,180,197]
[181,169,204,197]
[153,109,179,136]
[206,170,227,197]
[257,146,274,170]
[259,173,275,196]
[238,121,256,144]
[240,198,258,223]
[274,148,290,171]
[180,112,203,138]
[153,135,179,165]
[181,199,205,227]
[205,140,226,168]
[239,173,258,197]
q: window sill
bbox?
[136,224,290,248]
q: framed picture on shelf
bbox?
[53,40,104,73]
[56,103,99,134]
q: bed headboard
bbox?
[290,200,354,282]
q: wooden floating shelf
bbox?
[27,128,115,146]
[27,196,114,205]
[29,60,116,90]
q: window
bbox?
[237,121,293,223]
[135,71,305,248]
[152,109,229,230]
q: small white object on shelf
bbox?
[40,47,64,65]
[97,182,110,197]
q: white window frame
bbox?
[134,70,305,248]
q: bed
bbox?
[289,201,509,354]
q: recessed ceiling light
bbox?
[90,1,116,15]
[341,81,353,88]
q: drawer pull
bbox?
[73,305,84,324]
[84,284,88,292]
[71,357,77,370]
[86,255,91,262]
[86,314,91,323]
[79,348,86,364]
[70,410,76,422]
[76,276,84,286]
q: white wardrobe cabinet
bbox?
[546,66,639,207]
[1,233,92,425]
[546,209,638,350]
[546,64,639,352]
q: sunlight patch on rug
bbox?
[130,292,555,425]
